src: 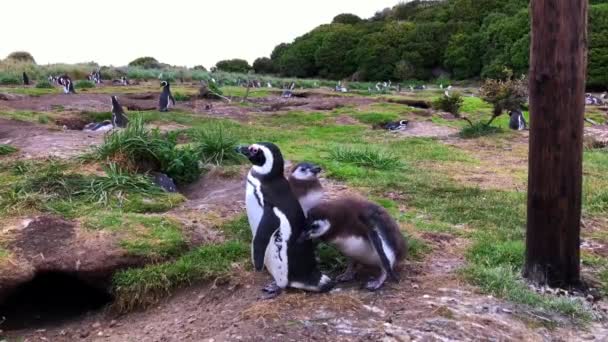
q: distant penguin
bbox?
[57,75,76,94]
[508,110,527,131]
[301,197,408,290]
[111,96,129,128]
[237,143,333,297]
[159,81,176,112]
[384,120,409,131]
[22,72,29,86]
[83,120,113,132]
[288,162,324,216]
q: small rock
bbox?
[59,330,67,336]
[79,330,90,338]
[188,317,197,324]
[36,329,47,333]
[92,322,101,329]
[422,294,431,299]
[581,334,595,340]
[109,320,118,328]
[97,331,104,337]
[412,284,419,289]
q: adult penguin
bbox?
[22,72,29,86]
[159,80,175,112]
[237,143,333,297]
[111,96,129,128]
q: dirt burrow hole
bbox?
[0,271,113,331]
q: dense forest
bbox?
[253,0,608,89]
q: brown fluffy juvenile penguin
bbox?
[300,197,408,291]
[288,162,323,216]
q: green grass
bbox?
[330,146,402,170]
[84,212,186,259]
[35,80,54,89]
[189,123,243,165]
[0,144,18,155]
[75,80,95,89]
[354,112,400,125]
[460,122,504,139]
[113,241,248,312]
[0,87,56,96]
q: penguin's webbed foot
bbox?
[260,281,282,299]
[365,269,388,291]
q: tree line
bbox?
[240,0,608,89]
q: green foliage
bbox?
[128,57,162,69]
[74,80,95,89]
[214,59,251,73]
[95,115,202,184]
[460,122,504,139]
[189,124,242,166]
[332,13,363,25]
[252,57,275,74]
[433,92,464,116]
[35,80,54,88]
[6,51,36,64]
[112,240,248,312]
[0,144,18,155]
[88,163,162,205]
[0,73,21,85]
[330,146,402,170]
[480,75,528,116]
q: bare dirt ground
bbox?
[0,118,102,158]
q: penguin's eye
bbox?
[249,146,259,154]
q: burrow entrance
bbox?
[0,271,113,331]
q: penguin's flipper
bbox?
[169,94,176,106]
[252,207,280,271]
[368,229,398,282]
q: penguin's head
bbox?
[160,81,168,88]
[236,142,284,177]
[399,120,409,126]
[299,208,332,242]
[290,162,322,181]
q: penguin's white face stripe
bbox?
[251,144,273,175]
[309,219,331,239]
[292,167,316,181]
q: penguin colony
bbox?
[239,143,407,297]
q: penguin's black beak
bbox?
[235,145,251,157]
[311,166,322,175]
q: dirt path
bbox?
[0,118,102,159]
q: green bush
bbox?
[433,92,464,116]
[6,51,36,64]
[330,146,402,170]
[215,59,252,73]
[35,80,54,88]
[128,57,162,69]
[75,80,95,89]
[0,73,21,85]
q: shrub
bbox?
[253,57,275,74]
[128,57,162,69]
[0,73,21,85]
[75,80,95,89]
[35,80,54,88]
[433,92,464,116]
[480,75,528,125]
[332,13,363,25]
[192,65,207,71]
[215,59,252,73]
[6,51,36,64]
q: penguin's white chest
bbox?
[264,208,291,288]
[245,173,264,236]
[299,190,323,215]
[331,236,381,267]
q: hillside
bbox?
[259,0,608,88]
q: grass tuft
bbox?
[330,146,402,170]
[75,80,95,89]
[0,144,18,156]
[190,124,243,166]
[460,123,504,139]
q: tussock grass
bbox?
[330,146,402,170]
[0,144,17,155]
[88,163,162,205]
[74,80,95,89]
[460,122,504,139]
[190,124,243,165]
[35,80,54,88]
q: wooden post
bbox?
[524,0,587,287]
